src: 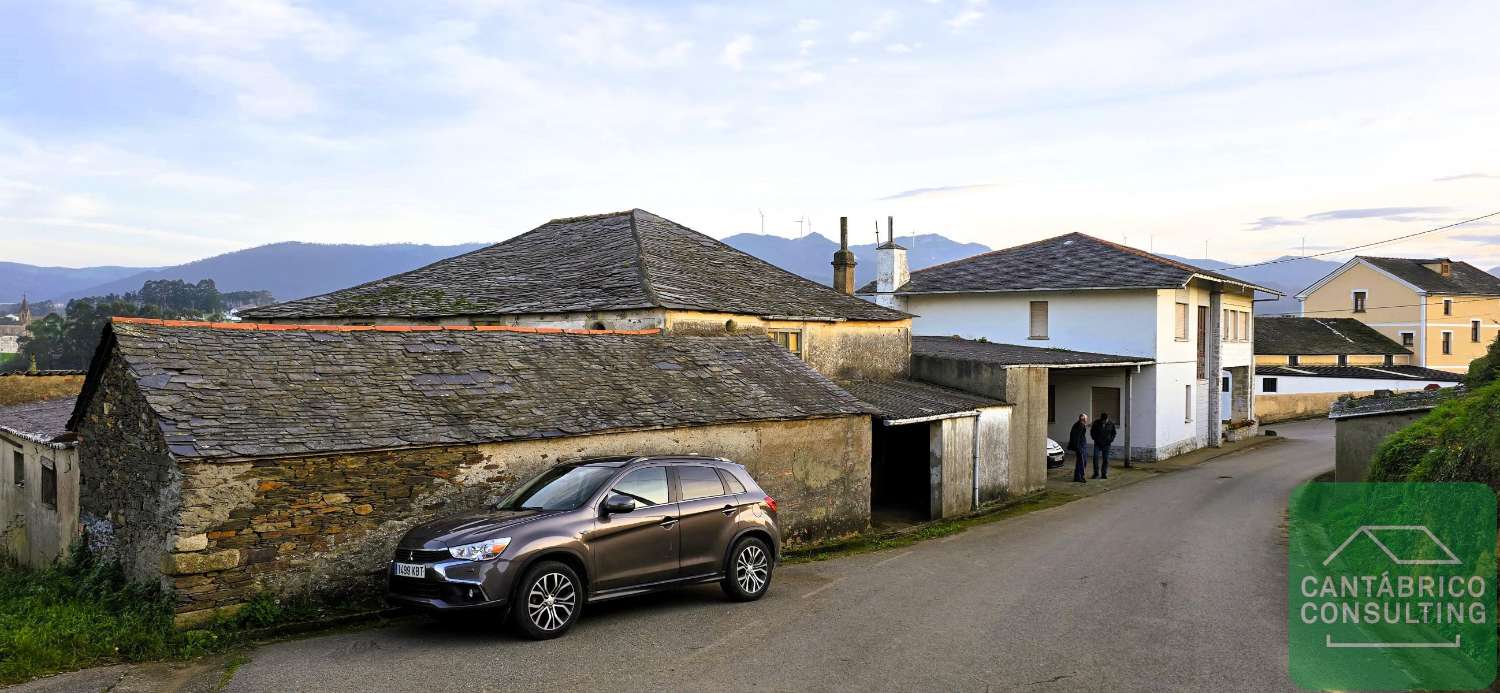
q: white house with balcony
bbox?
[859,232,1277,461]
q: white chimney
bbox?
[875,216,907,310]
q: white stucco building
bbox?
[860,232,1277,461]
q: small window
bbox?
[1184,385,1193,422]
[613,467,670,507]
[1442,331,1452,355]
[1473,320,1482,343]
[1174,302,1189,341]
[1400,332,1414,347]
[11,451,22,488]
[1443,299,1452,316]
[677,466,726,500]
[716,468,747,495]
[40,459,56,509]
[1383,354,1394,366]
[1263,377,1278,393]
[1029,301,1048,339]
[768,330,803,359]
[1337,354,1348,367]
[1221,309,1230,342]
[1221,376,1229,393]
[1288,354,1300,366]
[1352,291,1367,313]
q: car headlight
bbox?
[448,538,511,561]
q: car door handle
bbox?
[720,505,736,515]
[659,518,678,529]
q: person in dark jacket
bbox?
[1067,414,1089,483]
[1090,412,1118,479]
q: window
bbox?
[717,468,746,495]
[1443,299,1453,316]
[11,451,22,488]
[1221,376,1230,393]
[1263,377,1279,393]
[1442,331,1452,355]
[1242,312,1251,342]
[1352,291,1367,313]
[1400,332,1414,347]
[1184,385,1193,422]
[768,329,803,358]
[1288,354,1299,366]
[501,465,616,511]
[1221,309,1229,342]
[613,467,670,507]
[1029,301,1048,339]
[1174,302,1189,341]
[1384,354,1394,366]
[677,466,726,500]
[40,459,56,509]
[1337,355,1348,367]
[1473,320,1482,343]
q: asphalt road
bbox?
[197,418,1328,692]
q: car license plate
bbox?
[393,562,425,578]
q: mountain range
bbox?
[4,235,1492,319]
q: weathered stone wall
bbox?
[1335,412,1425,482]
[665,311,911,381]
[76,350,183,584]
[911,354,1010,400]
[147,415,869,623]
[1257,391,1379,423]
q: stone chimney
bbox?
[874,216,908,310]
[831,217,857,295]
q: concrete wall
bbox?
[1005,367,1049,493]
[1256,353,1412,366]
[1256,386,1446,423]
[665,310,911,381]
[1335,412,1427,482]
[975,407,1015,502]
[1256,375,1458,396]
[904,289,1160,357]
[0,433,79,567]
[930,417,976,519]
[911,354,1010,400]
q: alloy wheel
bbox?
[526,571,577,631]
[735,544,769,594]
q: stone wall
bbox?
[665,311,911,381]
[1334,412,1426,482]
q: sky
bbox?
[1,0,1498,269]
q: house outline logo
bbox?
[1322,524,1462,568]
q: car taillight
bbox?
[762,496,778,513]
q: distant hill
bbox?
[723,232,991,288]
[54,241,490,303]
[0,262,152,303]
[1161,254,1343,316]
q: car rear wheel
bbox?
[511,560,582,639]
[721,536,772,601]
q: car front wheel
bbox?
[721,536,773,601]
[512,560,582,639]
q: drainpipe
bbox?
[971,413,981,510]
[1124,367,1133,465]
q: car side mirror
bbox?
[602,494,636,515]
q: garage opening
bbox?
[870,421,932,526]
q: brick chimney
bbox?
[874,216,907,310]
[831,217,857,295]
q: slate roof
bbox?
[1254,317,1410,356]
[243,209,906,322]
[72,319,872,461]
[856,232,1276,295]
[912,336,1152,367]
[1361,257,1500,295]
[0,397,77,447]
[838,379,1005,422]
[1328,387,1463,420]
[1256,365,1463,382]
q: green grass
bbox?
[783,492,1072,564]
[0,545,379,686]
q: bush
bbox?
[1467,333,1500,388]
[1367,381,1500,487]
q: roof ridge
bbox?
[547,209,636,224]
[627,209,664,307]
[900,232,1079,279]
[109,316,662,336]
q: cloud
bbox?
[849,10,897,43]
[880,183,997,200]
[795,18,820,32]
[886,43,913,54]
[1246,216,1306,231]
[1302,206,1451,222]
[848,30,873,44]
[1452,233,1500,244]
[947,10,985,30]
[721,34,754,70]
[799,39,816,57]
[1434,173,1500,182]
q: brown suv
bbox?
[387,455,780,639]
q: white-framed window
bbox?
[1174,302,1189,341]
[1441,331,1452,355]
[1029,301,1048,339]
[769,329,804,359]
[1352,290,1367,313]
[1400,331,1414,347]
[1263,377,1279,393]
[1184,384,1193,422]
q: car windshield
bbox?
[498,465,617,511]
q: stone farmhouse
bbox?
[1252,316,1461,423]
[1296,256,1500,373]
[860,231,1277,459]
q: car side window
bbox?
[613,467,670,506]
[717,468,747,495]
[678,466,726,500]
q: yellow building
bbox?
[1296,256,1500,373]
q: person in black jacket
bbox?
[1067,414,1089,483]
[1090,412,1118,479]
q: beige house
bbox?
[1,397,79,566]
[1296,257,1500,373]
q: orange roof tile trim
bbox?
[109,316,662,336]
